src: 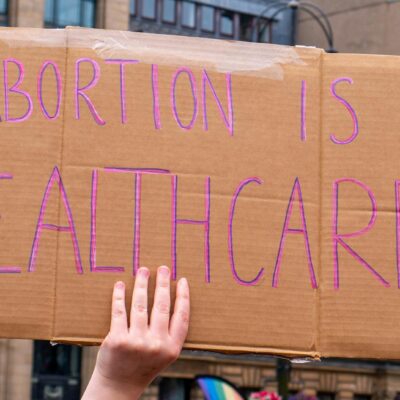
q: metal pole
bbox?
[277,358,292,400]
[298,4,336,51]
[254,0,337,53]
[298,6,330,46]
[301,1,334,41]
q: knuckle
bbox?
[136,281,147,289]
[132,338,146,353]
[181,291,190,300]
[133,302,147,313]
[165,346,180,362]
[148,340,162,356]
[156,301,170,314]
[158,280,169,288]
[178,309,190,323]
[112,306,125,318]
[107,337,128,351]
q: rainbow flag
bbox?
[196,375,245,400]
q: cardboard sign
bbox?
[0,27,400,360]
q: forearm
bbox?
[82,368,145,400]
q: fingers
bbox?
[150,266,171,336]
[130,267,150,335]
[110,281,128,334]
[169,278,190,345]
[110,267,189,347]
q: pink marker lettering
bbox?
[301,80,306,141]
[90,169,124,272]
[171,175,210,282]
[396,180,400,288]
[228,177,265,286]
[104,167,171,275]
[29,167,83,274]
[272,178,317,288]
[37,61,62,120]
[133,172,142,276]
[152,64,161,129]
[75,58,105,126]
[332,178,389,289]
[105,59,139,124]
[171,67,198,130]
[202,69,234,136]
[330,77,359,145]
[0,173,21,274]
[3,58,33,123]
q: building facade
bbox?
[295,0,400,55]
[0,0,400,399]
[4,337,400,400]
[1,0,295,44]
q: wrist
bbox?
[82,368,147,400]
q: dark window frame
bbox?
[255,17,273,43]
[240,387,262,398]
[181,1,196,29]
[130,0,136,17]
[219,9,235,37]
[44,0,96,28]
[31,340,82,400]
[141,0,157,20]
[162,0,177,24]
[200,5,215,33]
[238,13,255,42]
[159,377,192,400]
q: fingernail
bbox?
[115,281,125,289]
[179,277,188,288]
[138,267,149,278]
[159,266,170,277]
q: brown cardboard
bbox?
[0,27,399,360]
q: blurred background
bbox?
[1,0,400,399]
[1,0,400,53]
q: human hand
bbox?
[82,266,190,400]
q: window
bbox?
[45,0,96,28]
[130,0,136,16]
[258,19,272,43]
[81,0,95,27]
[181,1,196,28]
[354,395,372,400]
[45,0,54,25]
[31,341,82,400]
[240,387,261,398]
[318,392,336,400]
[163,0,176,23]
[201,5,214,32]
[56,0,81,27]
[142,0,156,19]
[239,14,254,41]
[220,10,234,36]
[0,0,7,26]
[159,378,192,400]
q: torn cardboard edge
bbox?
[51,337,321,360]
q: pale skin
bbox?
[82,266,190,400]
